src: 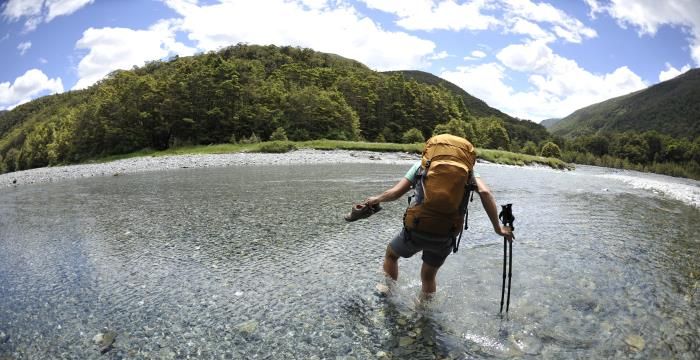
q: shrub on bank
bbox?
[257,141,298,153]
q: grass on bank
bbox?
[95,140,572,170]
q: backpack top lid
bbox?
[421,134,476,172]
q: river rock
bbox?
[92,329,117,354]
[624,334,645,352]
[235,320,258,334]
[0,330,8,343]
[511,334,543,355]
[375,283,390,297]
[398,336,414,347]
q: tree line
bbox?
[0,44,549,173]
[1,44,696,179]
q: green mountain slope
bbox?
[386,70,549,144]
[540,118,561,129]
[551,68,700,138]
[0,44,548,173]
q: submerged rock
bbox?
[624,334,645,352]
[511,334,543,355]
[235,320,258,334]
[398,336,414,347]
[92,329,117,354]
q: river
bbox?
[0,162,698,359]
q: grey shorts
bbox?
[389,228,454,267]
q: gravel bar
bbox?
[0,149,421,188]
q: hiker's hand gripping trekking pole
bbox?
[498,204,514,314]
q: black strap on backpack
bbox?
[452,171,477,253]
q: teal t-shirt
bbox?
[404,161,479,184]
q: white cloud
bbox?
[0,69,63,110]
[464,49,487,60]
[39,57,48,64]
[471,50,486,58]
[363,0,595,43]
[1,0,43,20]
[360,0,500,31]
[73,19,196,90]
[501,0,597,43]
[658,62,691,82]
[507,18,554,42]
[429,51,450,60]
[17,41,31,55]
[1,0,94,32]
[443,40,647,121]
[164,0,437,71]
[585,0,700,65]
[45,0,95,22]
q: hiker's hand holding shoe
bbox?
[364,196,381,206]
[496,226,514,242]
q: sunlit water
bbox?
[0,163,698,359]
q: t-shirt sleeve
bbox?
[404,162,421,184]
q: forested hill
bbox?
[0,44,549,173]
[384,70,549,144]
[551,68,700,139]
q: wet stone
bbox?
[235,320,258,335]
[399,336,415,347]
[92,330,117,354]
[624,334,645,352]
[511,334,543,355]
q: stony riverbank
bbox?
[0,149,422,188]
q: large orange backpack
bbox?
[403,134,477,251]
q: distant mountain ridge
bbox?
[551,68,700,139]
[539,118,561,129]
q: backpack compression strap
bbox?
[453,171,477,253]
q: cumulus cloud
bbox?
[464,50,487,60]
[442,40,647,121]
[658,62,691,82]
[585,0,700,65]
[17,41,31,55]
[361,0,500,31]
[429,51,450,60]
[0,68,63,110]
[506,18,554,42]
[501,0,597,43]
[164,0,437,71]
[73,19,196,90]
[1,0,94,32]
[362,0,595,43]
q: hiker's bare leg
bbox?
[420,262,440,294]
[383,245,399,280]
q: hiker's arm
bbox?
[475,178,515,241]
[364,178,412,205]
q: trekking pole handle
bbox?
[499,204,514,230]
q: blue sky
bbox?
[1,0,698,122]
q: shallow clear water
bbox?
[0,163,698,359]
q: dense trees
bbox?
[1,44,547,173]
[561,131,700,179]
[1,43,696,179]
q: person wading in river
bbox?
[361,134,514,296]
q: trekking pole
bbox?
[498,204,514,314]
